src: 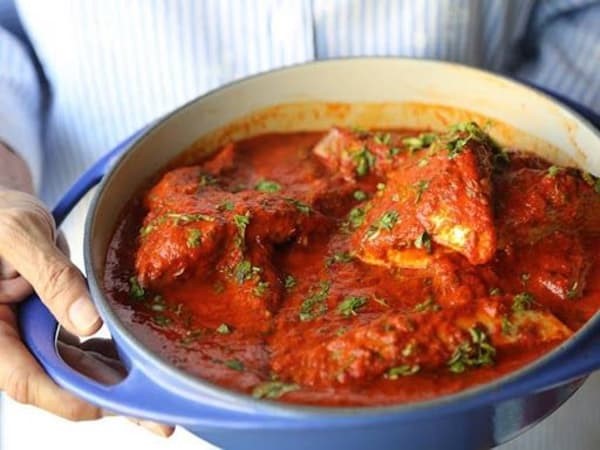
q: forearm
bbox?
[0,143,34,194]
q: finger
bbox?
[0,259,18,279]
[0,192,100,335]
[0,306,102,421]
[129,417,175,438]
[0,276,33,303]
[56,230,70,257]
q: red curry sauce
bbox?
[104,123,600,406]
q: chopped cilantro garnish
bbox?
[353,147,376,177]
[366,210,399,241]
[413,296,440,313]
[129,276,145,299]
[234,260,260,284]
[218,200,235,211]
[374,132,392,145]
[255,179,282,193]
[512,292,534,312]
[547,166,562,177]
[337,295,367,317]
[414,231,432,253]
[501,315,516,335]
[285,198,312,214]
[447,326,496,373]
[253,281,270,297]
[152,315,172,328]
[388,147,402,158]
[198,173,218,186]
[186,228,202,248]
[326,251,353,266]
[224,359,245,372]
[353,190,367,201]
[402,132,437,151]
[299,280,331,321]
[284,274,296,290]
[233,212,250,248]
[347,206,367,229]
[385,364,420,379]
[252,381,299,399]
[413,180,430,203]
[216,323,232,334]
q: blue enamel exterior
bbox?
[18,84,600,450]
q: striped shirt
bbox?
[0,0,599,204]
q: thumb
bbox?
[0,191,101,335]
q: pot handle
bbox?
[19,297,262,425]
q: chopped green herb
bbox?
[567,281,579,299]
[140,212,214,237]
[402,132,437,151]
[413,180,430,203]
[547,166,562,177]
[489,287,502,296]
[413,296,440,313]
[326,251,353,266]
[152,315,172,328]
[337,295,367,317]
[353,146,376,177]
[218,200,235,211]
[447,326,496,373]
[501,315,516,336]
[284,274,296,290]
[180,328,204,345]
[253,281,270,297]
[286,198,312,214]
[224,359,245,372]
[417,158,429,167]
[446,122,492,159]
[299,280,331,321]
[255,179,282,193]
[150,300,166,312]
[374,132,392,145]
[388,147,402,158]
[512,292,534,312]
[198,173,218,187]
[252,381,299,399]
[386,364,420,379]
[401,342,415,357]
[233,212,250,248]
[234,260,260,284]
[129,276,145,299]
[347,206,366,229]
[582,172,600,193]
[366,210,399,240]
[186,228,202,248]
[216,323,232,334]
[414,231,432,253]
[353,190,368,201]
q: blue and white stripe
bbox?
[0,0,598,204]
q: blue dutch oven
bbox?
[18,59,600,450]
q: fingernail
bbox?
[68,297,101,333]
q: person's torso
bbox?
[15,0,534,203]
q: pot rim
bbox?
[84,56,600,421]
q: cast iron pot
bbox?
[19,59,600,450]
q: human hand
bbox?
[0,188,173,436]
